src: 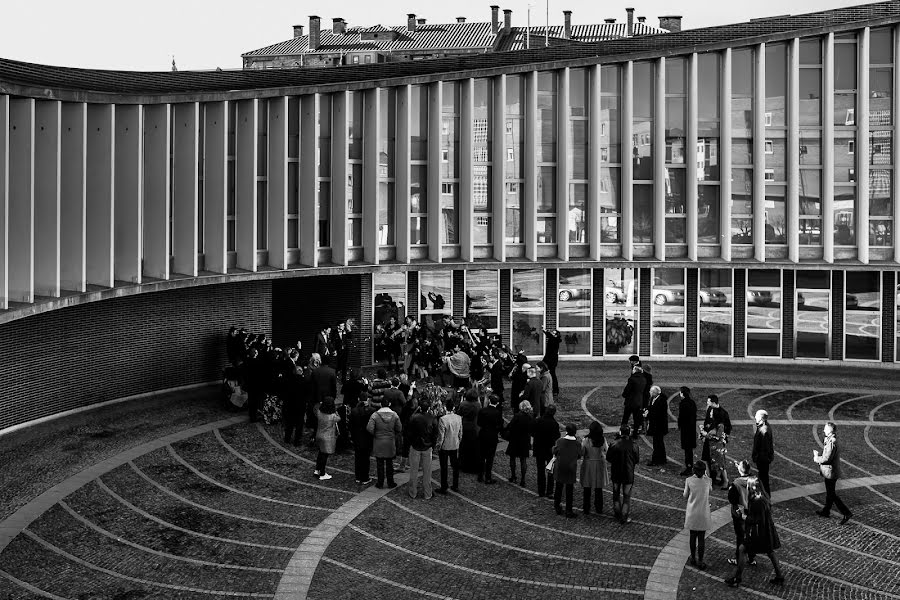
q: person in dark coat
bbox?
[488,349,507,408]
[341,370,364,409]
[314,325,334,365]
[241,347,266,423]
[752,409,774,496]
[505,400,534,486]
[645,385,669,466]
[331,321,350,384]
[621,366,648,437]
[606,426,640,524]
[457,389,482,473]
[553,423,582,518]
[700,394,732,470]
[383,378,407,415]
[532,405,561,497]
[677,386,698,476]
[349,396,377,484]
[726,479,785,588]
[521,365,543,415]
[310,353,338,407]
[813,421,852,524]
[281,360,306,445]
[476,394,504,484]
[509,352,529,410]
[541,328,562,396]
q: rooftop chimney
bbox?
[332,17,346,34]
[503,9,512,32]
[637,16,646,23]
[457,16,466,23]
[407,13,416,32]
[309,15,321,50]
[293,24,304,38]
[490,5,500,34]
[659,15,682,33]
[563,10,572,39]
[417,18,426,25]
[626,8,634,36]
[604,18,616,24]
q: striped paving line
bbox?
[320,557,460,600]
[644,474,900,600]
[0,415,245,556]
[57,500,283,573]
[255,423,357,476]
[347,523,643,594]
[166,444,332,511]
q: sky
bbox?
[0,0,881,72]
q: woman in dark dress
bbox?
[553,423,582,518]
[457,388,482,473]
[726,479,785,587]
[505,401,534,486]
[677,386,698,476]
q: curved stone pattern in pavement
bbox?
[1,379,899,600]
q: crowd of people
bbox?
[224,323,857,589]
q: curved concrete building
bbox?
[2,2,900,432]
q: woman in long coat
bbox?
[552,424,582,518]
[677,386,698,476]
[580,421,609,515]
[314,397,341,481]
[366,399,403,488]
[726,479,785,587]
[457,388,482,473]
[505,401,534,485]
[683,460,712,569]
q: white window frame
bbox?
[843,271,882,362]
[698,268,734,358]
[746,269,783,359]
[650,267,687,357]
[794,273,832,360]
[464,269,500,334]
[556,268,593,356]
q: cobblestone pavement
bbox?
[1,362,899,599]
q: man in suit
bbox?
[622,366,648,438]
[701,394,731,466]
[677,386,698,476]
[813,421,852,524]
[476,394,504,484]
[332,321,350,384]
[310,353,337,408]
[314,325,334,364]
[521,365,543,415]
[645,385,669,466]
[752,409,774,496]
[532,404,561,497]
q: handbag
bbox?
[545,456,556,473]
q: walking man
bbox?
[813,422,852,524]
[752,409,774,496]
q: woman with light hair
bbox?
[505,400,534,486]
[683,460,712,570]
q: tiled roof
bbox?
[243,22,497,57]
[497,22,668,51]
[1,1,898,98]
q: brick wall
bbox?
[639,268,652,354]
[686,268,698,357]
[883,271,896,363]
[359,273,373,366]
[782,269,795,359]
[452,270,465,321]
[545,268,557,330]
[0,281,272,432]
[734,269,746,358]
[500,270,511,347]
[407,271,419,321]
[592,268,604,356]
[272,274,362,368]
[831,272,845,360]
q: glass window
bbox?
[411,86,429,161]
[799,169,822,246]
[600,70,621,164]
[512,269,545,356]
[765,185,786,244]
[410,165,427,245]
[537,71,557,163]
[634,184,653,243]
[800,134,822,165]
[799,38,822,65]
[569,69,589,117]
[652,268,686,355]
[377,181,394,245]
[473,166,492,244]
[504,119,524,178]
[799,70,822,127]
[558,268,592,355]
[465,270,499,331]
[599,167,620,243]
[796,271,830,359]
[570,120,589,180]
[633,62,654,180]
[441,182,458,244]
[348,91,363,160]
[505,182,523,244]
[698,53,720,121]
[871,28,893,64]
[699,269,732,356]
[568,183,588,243]
[845,272,881,360]
[506,75,525,116]
[834,186,856,246]
[317,181,330,248]
[746,270,782,357]
[374,272,408,360]
[605,268,638,356]
[537,166,556,213]
[765,44,787,127]
[473,78,493,161]
[698,187,720,244]
[870,68,893,125]
[317,95,332,177]
[665,169,686,244]
[420,271,452,329]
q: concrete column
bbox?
[858,27,870,264]
[427,81,442,262]
[687,53,699,261]
[557,67,570,260]
[460,78,474,261]
[172,102,199,277]
[524,71,537,260]
[788,38,801,262]
[721,49,733,261]
[753,43,766,262]
[34,100,61,297]
[301,94,319,267]
[654,57,666,260]
[86,103,115,286]
[8,99,34,302]
[0,96,8,308]
[114,104,142,284]
[60,103,88,292]
[492,75,507,262]
[622,62,635,260]
[396,85,411,263]
[589,65,602,261]
[235,98,258,272]
[142,103,171,280]
[894,25,900,264]
[203,101,228,274]
[267,96,288,269]
[823,33,835,263]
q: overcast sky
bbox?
[0,0,880,71]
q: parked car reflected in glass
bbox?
[699,288,727,306]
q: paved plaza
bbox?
[1,362,899,599]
